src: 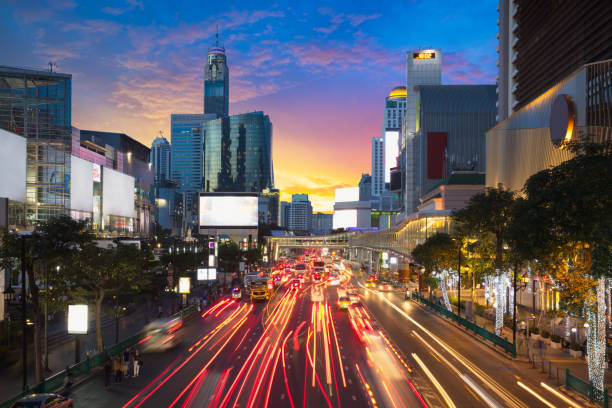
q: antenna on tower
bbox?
[216,24,219,47]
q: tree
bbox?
[513,140,612,390]
[218,241,240,272]
[71,242,148,351]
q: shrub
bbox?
[551,334,561,343]
[474,303,486,316]
[541,330,550,339]
[504,315,515,329]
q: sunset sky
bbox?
[1,0,497,211]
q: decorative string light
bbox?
[438,269,452,312]
[494,271,508,335]
[586,277,606,394]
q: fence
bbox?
[0,304,198,408]
[412,293,516,356]
[566,368,609,407]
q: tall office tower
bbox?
[383,86,406,187]
[0,66,72,223]
[288,194,313,233]
[202,111,273,193]
[204,34,229,117]
[151,132,171,182]
[261,188,280,226]
[312,212,333,235]
[171,113,216,229]
[371,137,384,198]
[496,0,612,122]
[280,201,290,228]
[402,49,442,214]
[358,174,372,202]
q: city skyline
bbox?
[1,0,498,210]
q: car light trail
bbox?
[411,353,456,408]
[540,382,581,408]
[208,368,232,408]
[355,363,378,408]
[136,334,152,345]
[381,380,400,408]
[215,299,236,317]
[327,304,347,387]
[516,382,556,408]
[263,348,282,408]
[202,299,229,318]
[361,284,527,408]
[281,330,296,408]
[460,374,502,408]
[180,369,209,408]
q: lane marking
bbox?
[516,382,556,408]
[411,353,456,408]
[540,382,581,408]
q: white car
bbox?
[311,287,324,302]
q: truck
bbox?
[250,279,273,302]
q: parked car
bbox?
[11,393,73,408]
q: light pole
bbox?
[457,240,461,318]
[20,235,27,391]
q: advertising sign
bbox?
[199,194,258,229]
[197,268,217,281]
[68,304,88,334]
[178,277,191,294]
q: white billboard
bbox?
[384,130,400,184]
[0,129,26,202]
[102,167,135,219]
[68,304,88,334]
[333,209,357,230]
[199,194,258,228]
[334,187,359,203]
[197,268,217,281]
[70,156,93,212]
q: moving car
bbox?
[311,287,324,302]
[290,279,302,290]
[365,279,376,288]
[141,317,183,352]
[11,393,73,408]
[378,282,392,291]
[231,287,242,299]
[250,280,272,301]
[348,291,360,303]
[312,272,321,283]
[337,296,351,309]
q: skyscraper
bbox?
[383,86,406,186]
[401,49,442,215]
[496,0,612,121]
[288,194,312,233]
[151,132,171,182]
[170,113,216,228]
[371,137,384,198]
[204,33,229,117]
[202,111,273,193]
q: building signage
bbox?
[92,164,101,182]
[413,52,435,60]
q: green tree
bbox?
[218,241,240,272]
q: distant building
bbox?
[401,49,442,215]
[151,132,171,182]
[383,87,406,187]
[288,194,312,233]
[371,137,384,198]
[260,188,280,226]
[358,174,372,202]
[333,187,371,230]
[496,0,612,121]
[202,112,273,193]
[153,178,184,236]
[280,201,290,228]
[312,213,333,235]
[204,38,229,117]
[170,113,217,229]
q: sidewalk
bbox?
[0,296,175,398]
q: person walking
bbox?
[114,357,122,383]
[104,358,112,388]
[134,351,143,377]
[122,348,131,378]
[62,370,74,397]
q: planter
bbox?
[569,349,583,359]
[550,341,561,350]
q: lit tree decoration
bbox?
[507,273,514,317]
[527,266,532,294]
[438,270,452,312]
[564,314,570,341]
[494,271,508,335]
[586,277,607,393]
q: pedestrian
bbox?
[122,348,131,378]
[133,350,142,377]
[104,358,112,388]
[114,357,122,383]
[158,305,163,318]
[62,370,74,397]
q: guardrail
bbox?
[0,304,198,408]
[566,368,609,407]
[411,293,516,356]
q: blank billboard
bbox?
[384,130,399,184]
[102,167,135,218]
[333,209,357,230]
[70,156,93,212]
[0,129,26,202]
[334,187,359,203]
[199,194,258,228]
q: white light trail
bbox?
[411,353,456,408]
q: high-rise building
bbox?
[260,188,280,226]
[151,132,171,182]
[401,49,442,214]
[412,85,496,205]
[0,66,72,224]
[288,194,312,233]
[383,86,406,187]
[358,174,372,202]
[204,36,229,117]
[312,212,333,235]
[202,111,273,193]
[170,113,216,228]
[496,0,612,121]
[280,201,290,229]
[371,137,384,198]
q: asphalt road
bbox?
[68,266,584,408]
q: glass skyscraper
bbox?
[202,111,273,193]
[204,45,229,117]
[0,66,72,224]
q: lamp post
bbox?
[20,236,27,391]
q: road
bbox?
[69,265,584,407]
